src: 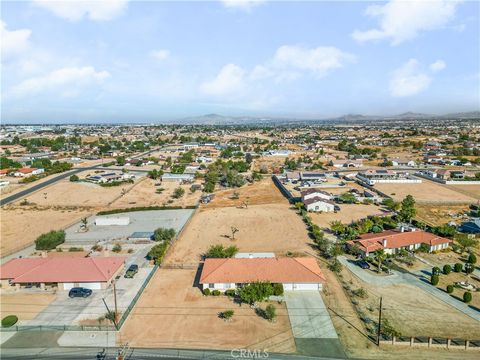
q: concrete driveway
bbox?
[284,291,337,339]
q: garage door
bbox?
[63,283,74,290]
[292,283,320,291]
[79,282,102,290]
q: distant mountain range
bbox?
[177,111,480,125]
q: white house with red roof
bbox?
[0,256,125,290]
[200,257,326,292]
[13,167,44,177]
[346,229,452,256]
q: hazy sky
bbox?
[1,0,479,123]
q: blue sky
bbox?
[1,0,479,123]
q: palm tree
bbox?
[81,217,88,231]
[374,249,387,273]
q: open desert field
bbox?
[309,204,387,229]
[0,293,56,321]
[375,181,476,203]
[444,184,480,200]
[119,268,295,352]
[0,206,91,257]
[205,178,287,209]
[110,178,201,209]
[416,203,470,226]
[166,203,311,264]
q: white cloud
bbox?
[1,21,31,60]
[150,49,170,61]
[430,59,446,72]
[220,0,265,11]
[9,66,110,98]
[389,59,432,97]
[200,63,247,96]
[33,0,129,22]
[352,0,460,45]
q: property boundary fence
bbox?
[271,175,294,203]
[0,324,115,332]
[380,335,480,350]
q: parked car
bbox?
[356,260,370,269]
[124,264,139,278]
[68,287,93,298]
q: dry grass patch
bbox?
[309,204,386,230]
[0,293,56,321]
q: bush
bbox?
[225,289,236,297]
[220,309,234,321]
[237,282,274,304]
[68,247,83,252]
[463,291,472,303]
[35,230,66,250]
[212,290,221,296]
[172,187,185,199]
[443,264,452,275]
[432,266,441,275]
[1,315,18,328]
[112,244,122,253]
[454,263,463,273]
[203,288,211,296]
[467,253,477,264]
[204,244,238,258]
[272,283,284,296]
[446,285,454,293]
[69,174,79,182]
[431,274,439,286]
[153,228,176,242]
[147,242,169,265]
[265,304,276,321]
[465,263,475,274]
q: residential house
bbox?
[459,219,480,234]
[199,257,326,292]
[304,197,336,213]
[329,159,363,168]
[13,167,44,177]
[387,158,416,167]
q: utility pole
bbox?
[377,296,383,346]
[101,297,118,330]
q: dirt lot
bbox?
[110,178,201,209]
[119,269,295,352]
[0,293,56,321]
[0,206,91,257]
[375,181,476,203]
[205,178,286,209]
[444,184,480,200]
[309,204,387,229]
[166,203,311,264]
[415,204,469,226]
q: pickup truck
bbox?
[124,264,139,278]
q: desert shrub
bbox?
[265,304,276,321]
[432,266,441,275]
[212,290,221,296]
[203,288,211,296]
[69,174,79,182]
[352,288,368,299]
[467,253,477,264]
[443,264,452,275]
[91,244,103,252]
[112,244,122,253]
[446,285,454,293]
[1,315,18,328]
[68,247,83,252]
[35,230,65,250]
[220,310,234,321]
[172,187,185,199]
[204,244,238,258]
[272,283,284,296]
[463,292,472,303]
[454,263,463,272]
[153,228,176,242]
[225,289,236,297]
[431,274,439,286]
[147,242,169,265]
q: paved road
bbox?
[339,256,480,322]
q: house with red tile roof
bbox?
[13,167,44,177]
[0,256,125,291]
[200,257,326,292]
[346,229,452,256]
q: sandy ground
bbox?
[309,204,387,229]
[0,293,56,321]
[165,203,312,264]
[110,178,201,209]
[205,178,287,209]
[415,204,469,226]
[444,184,480,200]
[0,206,91,257]
[119,269,295,352]
[375,181,476,203]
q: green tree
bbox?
[116,156,126,166]
[455,234,478,253]
[35,230,66,250]
[69,174,79,182]
[204,244,238,258]
[374,249,387,273]
[237,282,274,305]
[430,274,439,286]
[463,291,472,303]
[398,195,416,223]
[172,187,185,199]
[153,228,176,242]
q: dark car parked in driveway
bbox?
[124,264,139,278]
[356,259,370,269]
[68,287,93,298]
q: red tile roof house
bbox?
[346,229,452,257]
[0,257,125,291]
[200,257,326,292]
[13,167,44,177]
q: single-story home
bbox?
[329,159,363,168]
[161,173,194,182]
[304,197,336,212]
[388,158,416,167]
[346,229,452,256]
[200,257,326,292]
[0,256,125,290]
[301,188,332,202]
[459,219,480,234]
[13,167,44,177]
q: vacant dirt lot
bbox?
[166,203,311,264]
[0,206,91,257]
[110,178,201,209]
[120,269,295,352]
[309,204,387,229]
[205,179,287,209]
[416,204,469,226]
[375,181,476,203]
[0,293,56,321]
[444,184,480,200]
